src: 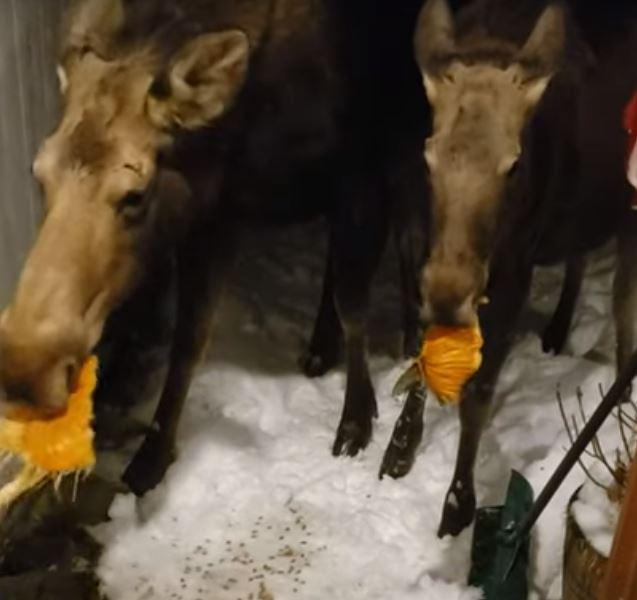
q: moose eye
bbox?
[120,190,145,209]
[117,190,148,223]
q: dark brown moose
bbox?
[381,0,637,538]
[0,0,429,494]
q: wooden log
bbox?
[599,454,637,600]
[563,487,608,600]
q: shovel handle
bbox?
[511,348,637,543]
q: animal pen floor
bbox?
[0,221,625,599]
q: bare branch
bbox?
[557,385,576,446]
[555,385,608,490]
[597,382,605,400]
[578,384,623,483]
[618,405,633,460]
[591,434,621,484]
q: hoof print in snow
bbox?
[437,485,476,538]
[122,431,176,496]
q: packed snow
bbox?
[93,223,627,600]
[571,469,621,559]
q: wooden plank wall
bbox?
[0,0,66,307]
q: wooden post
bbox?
[603,88,637,600]
[0,0,64,306]
[599,454,637,600]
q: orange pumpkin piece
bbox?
[0,356,97,509]
[418,325,483,405]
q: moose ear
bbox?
[517,4,566,75]
[522,75,552,107]
[147,30,249,131]
[414,0,455,73]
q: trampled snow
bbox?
[94,223,626,600]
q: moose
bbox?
[380,0,637,538]
[0,0,429,494]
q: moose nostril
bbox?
[425,292,479,328]
[3,382,35,406]
[433,304,462,327]
[64,360,80,394]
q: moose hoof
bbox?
[541,321,569,355]
[332,417,373,457]
[437,485,476,538]
[379,420,423,480]
[122,431,176,496]
[379,444,415,480]
[299,345,341,378]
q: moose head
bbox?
[0,0,249,415]
[414,0,566,327]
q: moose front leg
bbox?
[123,225,236,495]
[379,384,427,479]
[331,174,388,457]
[299,248,343,378]
[438,260,533,538]
[94,255,177,449]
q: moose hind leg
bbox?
[542,255,586,355]
[299,248,343,378]
[123,225,235,495]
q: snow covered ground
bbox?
[572,467,621,559]
[94,223,626,600]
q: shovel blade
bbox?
[468,470,534,600]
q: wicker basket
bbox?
[562,486,608,600]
